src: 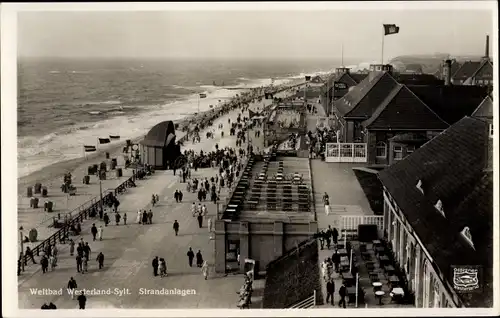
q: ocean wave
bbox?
[88,111,102,115]
[49,71,60,74]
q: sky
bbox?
[15,4,495,61]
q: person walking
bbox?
[173,220,179,236]
[76,254,82,273]
[196,250,203,268]
[84,242,91,259]
[332,227,339,245]
[142,211,148,225]
[152,256,159,276]
[67,277,77,300]
[40,255,49,274]
[136,210,142,224]
[25,246,36,264]
[123,213,127,225]
[103,213,109,226]
[332,250,340,273]
[148,210,153,224]
[187,248,195,267]
[77,291,87,309]
[191,203,196,217]
[115,212,121,225]
[207,217,212,233]
[91,224,98,241]
[338,282,347,308]
[326,279,335,306]
[96,252,104,269]
[201,261,209,280]
[159,258,167,277]
[197,213,203,228]
[68,239,75,256]
[97,226,103,241]
[49,255,57,271]
[82,255,88,274]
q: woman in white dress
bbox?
[136,210,142,224]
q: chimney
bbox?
[485,123,493,172]
[443,59,452,86]
[485,35,490,58]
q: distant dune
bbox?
[389,54,484,74]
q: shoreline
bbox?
[17,80,302,189]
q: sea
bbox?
[17,57,351,178]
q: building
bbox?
[139,120,181,169]
[332,65,489,165]
[214,156,317,274]
[471,95,493,124]
[378,116,493,307]
[435,35,493,87]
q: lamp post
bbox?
[19,226,25,272]
[99,178,103,214]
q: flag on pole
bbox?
[383,24,400,36]
[84,145,97,152]
[199,93,207,98]
[98,138,111,144]
[249,109,258,118]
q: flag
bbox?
[249,109,257,118]
[84,145,97,152]
[199,93,207,98]
[305,76,311,81]
[383,24,400,36]
[99,138,111,144]
[109,135,120,139]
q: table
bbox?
[384,265,395,275]
[375,291,385,305]
[372,281,383,292]
[388,275,400,287]
[390,287,405,303]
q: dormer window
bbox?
[434,199,445,217]
[416,180,424,194]
[460,227,475,249]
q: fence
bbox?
[21,168,145,265]
[325,143,367,163]
[339,215,384,240]
[287,290,316,308]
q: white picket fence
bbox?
[288,290,316,309]
[340,215,384,239]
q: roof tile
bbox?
[378,117,493,307]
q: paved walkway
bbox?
[17,92,293,309]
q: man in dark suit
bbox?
[326,279,335,305]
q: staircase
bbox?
[287,290,317,309]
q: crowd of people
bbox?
[276,110,301,129]
[21,81,301,310]
[307,127,337,159]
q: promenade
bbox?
[17,87,295,309]
[305,102,374,308]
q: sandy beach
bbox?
[17,82,300,249]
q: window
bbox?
[490,124,493,138]
[477,79,483,85]
[406,145,416,158]
[393,146,403,160]
[376,142,387,158]
[461,226,475,249]
[416,179,424,194]
[435,200,445,217]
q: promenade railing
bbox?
[21,168,146,266]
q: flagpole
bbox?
[341,43,344,67]
[381,26,385,64]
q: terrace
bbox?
[221,150,313,223]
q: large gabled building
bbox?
[378,116,493,308]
